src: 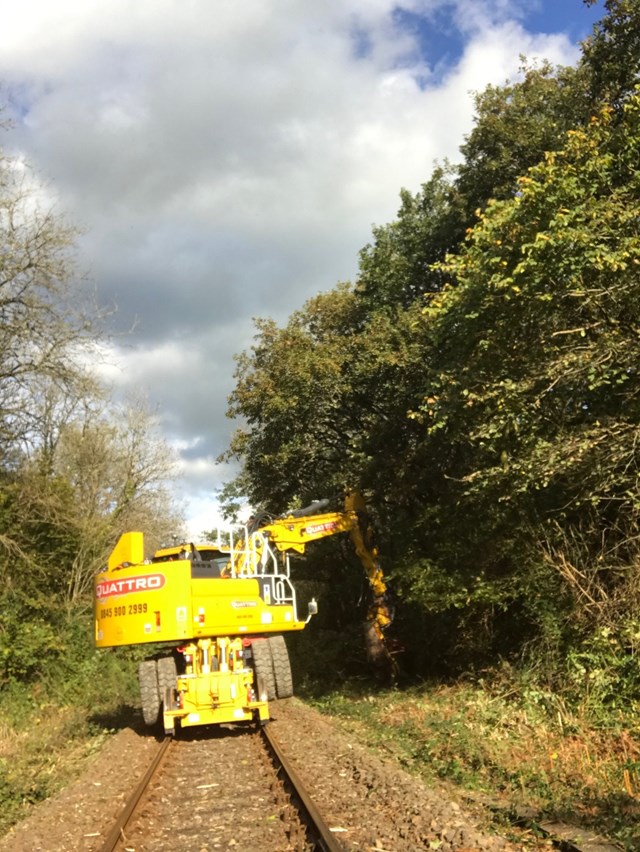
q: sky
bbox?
[0,0,603,534]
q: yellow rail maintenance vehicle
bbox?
[94,492,393,734]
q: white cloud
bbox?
[0,0,583,525]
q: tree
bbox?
[223,279,429,522]
[356,167,463,312]
[0,131,185,682]
[224,286,363,511]
[52,399,184,601]
[408,92,640,672]
[224,1,640,681]
[355,62,590,318]
[457,61,589,221]
[582,0,640,111]
[0,395,184,680]
[0,145,100,462]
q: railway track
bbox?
[97,722,345,852]
[2,697,620,851]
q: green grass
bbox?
[0,620,141,837]
[305,680,640,849]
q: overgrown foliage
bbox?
[0,612,142,836]
[0,137,184,685]
[225,1,640,706]
[309,680,640,849]
[0,123,185,832]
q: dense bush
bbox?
[224,1,640,703]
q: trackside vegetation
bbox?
[224,0,640,707]
[222,2,640,844]
[0,114,183,832]
[305,680,640,848]
[1,1,640,847]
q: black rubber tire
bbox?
[268,634,294,699]
[157,656,177,709]
[138,660,160,727]
[251,638,276,701]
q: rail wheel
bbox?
[157,656,178,735]
[255,674,268,704]
[251,638,276,701]
[138,659,160,726]
[268,634,293,699]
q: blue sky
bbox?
[395,0,601,77]
[0,0,606,531]
[525,0,602,40]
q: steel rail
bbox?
[98,723,345,852]
[261,722,346,852]
[97,735,173,852]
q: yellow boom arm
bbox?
[258,493,384,591]
[255,491,393,649]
